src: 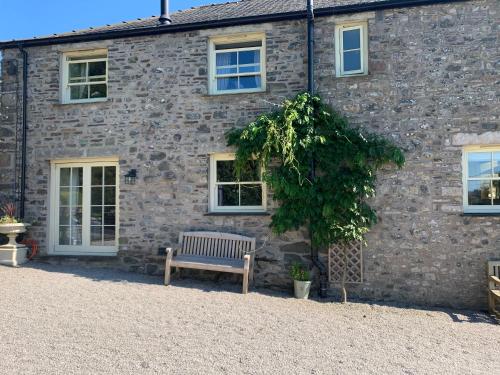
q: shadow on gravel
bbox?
[20,262,499,325]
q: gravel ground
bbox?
[1,263,499,375]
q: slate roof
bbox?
[1,0,465,45]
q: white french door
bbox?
[50,161,119,255]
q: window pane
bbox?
[493,153,500,177]
[343,50,361,72]
[59,226,70,245]
[88,61,106,77]
[71,207,83,225]
[239,160,260,181]
[239,50,260,65]
[69,63,86,81]
[70,85,89,100]
[216,67,238,75]
[71,168,83,186]
[104,167,116,185]
[104,207,116,225]
[468,152,492,178]
[343,29,361,50]
[91,207,103,226]
[104,187,116,205]
[60,168,71,186]
[89,84,107,99]
[91,187,103,205]
[91,167,103,186]
[59,187,70,206]
[69,226,82,246]
[241,184,262,206]
[217,77,238,91]
[70,187,83,206]
[239,75,261,89]
[216,52,237,67]
[91,226,103,245]
[216,160,236,182]
[493,180,500,205]
[239,65,260,74]
[217,184,239,206]
[103,226,116,245]
[59,207,70,225]
[468,180,491,205]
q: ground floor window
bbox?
[50,159,118,255]
[209,153,266,213]
[463,147,500,213]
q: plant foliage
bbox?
[290,262,311,281]
[0,202,18,224]
[226,92,405,247]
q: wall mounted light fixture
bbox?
[124,169,137,185]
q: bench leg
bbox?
[164,248,173,286]
[242,255,250,294]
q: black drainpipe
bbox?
[18,46,28,220]
[307,0,328,298]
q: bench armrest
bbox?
[490,275,500,286]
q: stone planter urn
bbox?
[293,279,312,299]
[0,223,28,267]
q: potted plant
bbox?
[290,262,312,299]
[0,203,28,267]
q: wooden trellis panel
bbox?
[328,241,363,284]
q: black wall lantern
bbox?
[124,169,137,185]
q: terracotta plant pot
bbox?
[0,223,28,267]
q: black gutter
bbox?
[307,0,328,299]
[19,47,28,220]
[0,0,469,49]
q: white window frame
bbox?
[48,157,119,256]
[335,22,368,77]
[462,145,500,214]
[61,49,108,104]
[208,33,266,95]
[209,153,267,213]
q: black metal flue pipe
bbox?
[19,46,28,220]
[307,0,328,298]
[159,0,172,25]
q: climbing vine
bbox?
[226,92,405,248]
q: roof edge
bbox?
[0,0,470,49]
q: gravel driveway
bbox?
[1,263,499,375]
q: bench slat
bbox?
[171,255,245,274]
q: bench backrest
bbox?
[179,231,256,260]
[489,261,500,290]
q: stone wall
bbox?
[0,0,498,309]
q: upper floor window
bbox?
[209,153,266,213]
[209,34,266,95]
[335,22,368,77]
[61,50,108,104]
[463,147,500,213]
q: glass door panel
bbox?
[58,167,83,246]
[90,166,116,246]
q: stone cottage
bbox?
[0,0,498,309]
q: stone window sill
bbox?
[204,212,270,217]
[461,212,500,217]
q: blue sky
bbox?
[0,0,229,41]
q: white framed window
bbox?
[208,33,266,95]
[61,49,108,104]
[335,22,368,77]
[463,146,500,213]
[209,153,266,213]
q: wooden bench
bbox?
[164,231,256,294]
[488,261,500,320]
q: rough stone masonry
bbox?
[0,0,498,309]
